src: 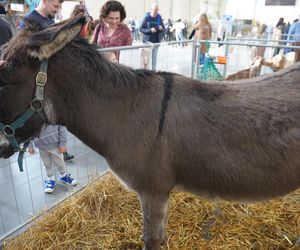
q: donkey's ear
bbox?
[22,18,45,32]
[27,14,85,60]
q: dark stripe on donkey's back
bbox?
[158,72,173,135]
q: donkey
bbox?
[0,15,300,249]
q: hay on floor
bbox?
[3,172,300,250]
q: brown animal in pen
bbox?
[1,15,300,250]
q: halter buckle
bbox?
[3,125,15,137]
[36,72,47,86]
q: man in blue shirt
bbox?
[20,0,75,163]
[286,16,300,59]
[140,2,165,71]
[19,0,77,193]
[19,0,62,30]
[287,17,300,42]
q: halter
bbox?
[0,59,49,171]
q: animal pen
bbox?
[0,38,300,249]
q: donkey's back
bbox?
[154,64,300,202]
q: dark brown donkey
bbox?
[0,16,299,249]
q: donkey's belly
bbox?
[176,166,300,202]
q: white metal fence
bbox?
[0,131,109,243]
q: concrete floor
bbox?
[0,133,110,241]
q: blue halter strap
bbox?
[0,59,49,171]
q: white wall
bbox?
[65,0,300,26]
[253,0,300,25]
[84,0,160,21]
[223,0,300,25]
[82,0,225,23]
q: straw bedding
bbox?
[4,172,300,250]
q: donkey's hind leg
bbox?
[139,192,169,250]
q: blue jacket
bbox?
[288,21,300,42]
[140,12,165,43]
[19,10,54,30]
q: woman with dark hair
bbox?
[92,0,132,61]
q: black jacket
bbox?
[0,18,12,47]
[140,12,165,43]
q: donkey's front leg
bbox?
[139,192,169,250]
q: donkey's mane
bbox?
[2,31,31,63]
[73,38,139,85]
[2,29,160,93]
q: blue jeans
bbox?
[199,53,205,65]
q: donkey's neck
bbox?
[49,56,154,158]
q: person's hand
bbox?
[0,60,5,66]
[59,146,67,153]
[150,27,157,33]
[158,25,163,31]
[28,147,35,154]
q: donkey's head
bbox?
[0,15,85,158]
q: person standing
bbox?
[19,0,62,30]
[92,0,132,61]
[193,13,212,64]
[165,18,173,41]
[19,0,75,163]
[171,19,185,47]
[28,126,77,193]
[140,2,165,70]
[19,0,77,192]
[0,18,12,47]
[273,17,286,56]
[287,15,300,61]
[0,4,6,14]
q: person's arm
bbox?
[193,21,201,30]
[208,25,212,40]
[58,125,67,153]
[139,16,151,34]
[92,23,100,44]
[124,25,133,45]
[158,15,165,33]
[28,141,35,154]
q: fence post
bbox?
[191,40,196,78]
[223,38,229,78]
[194,41,200,79]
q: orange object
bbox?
[217,56,227,64]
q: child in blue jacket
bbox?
[29,125,77,193]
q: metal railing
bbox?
[0,131,109,244]
[196,38,300,78]
[97,39,300,79]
